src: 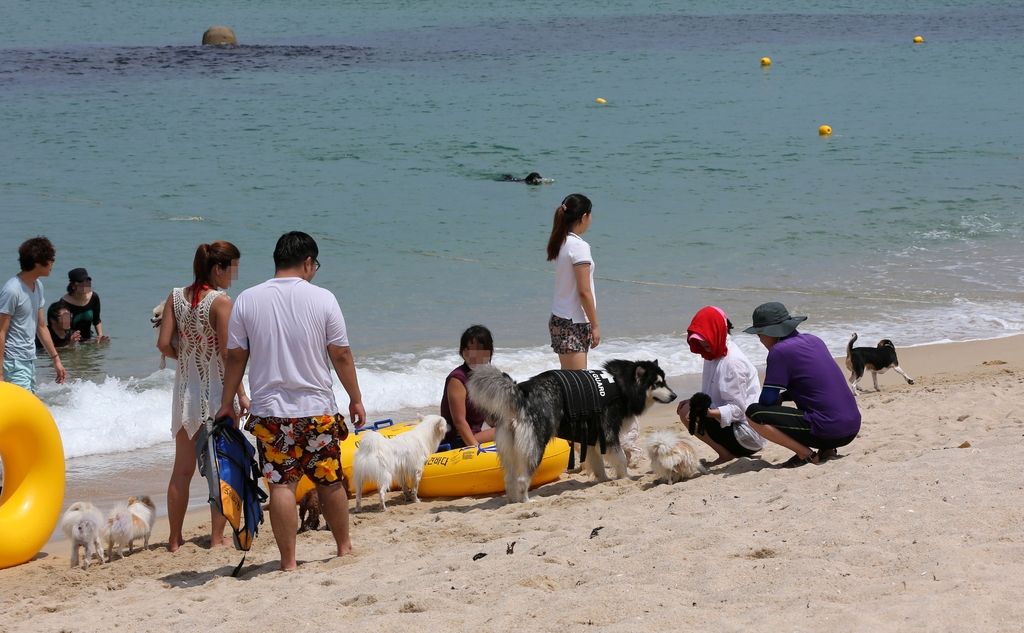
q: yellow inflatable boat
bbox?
[294,419,570,500]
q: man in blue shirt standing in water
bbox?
[743,302,860,468]
[0,237,67,392]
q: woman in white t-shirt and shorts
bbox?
[545,195,645,465]
[546,193,599,370]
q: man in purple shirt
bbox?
[743,302,861,468]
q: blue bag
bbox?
[195,417,267,575]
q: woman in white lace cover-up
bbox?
[157,241,249,552]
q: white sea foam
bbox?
[38,372,177,460]
[33,297,1024,461]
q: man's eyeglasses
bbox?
[314,259,321,271]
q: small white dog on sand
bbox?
[645,429,708,484]
[352,415,449,512]
[60,502,106,569]
[104,495,157,559]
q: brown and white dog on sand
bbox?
[103,495,156,559]
[645,429,708,484]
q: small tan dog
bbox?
[104,495,157,559]
[60,502,106,569]
[152,302,178,369]
[645,429,707,484]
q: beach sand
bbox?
[3,335,1023,632]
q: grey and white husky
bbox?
[468,360,677,503]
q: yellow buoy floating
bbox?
[819,125,832,136]
[760,57,771,67]
[595,98,606,104]
[913,36,924,43]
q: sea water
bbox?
[2,1,1024,463]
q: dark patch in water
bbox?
[0,45,373,85]
[2,7,1022,86]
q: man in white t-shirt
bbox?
[217,231,365,570]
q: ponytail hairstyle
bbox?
[545,194,593,261]
[189,240,241,307]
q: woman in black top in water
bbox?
[60,267,109,343]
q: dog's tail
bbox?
[352,431,396,489]
[467,364,523,426]
[847,332,858,358]
[645,428,680,454]
[128,496,156,523]
[645,429,683,465]
[354,430,391,462]
[108,503,133,542]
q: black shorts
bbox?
[698,420,760,458]
[745,404,857,451]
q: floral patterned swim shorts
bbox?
[549,313,593,354]
[246,413,349,487]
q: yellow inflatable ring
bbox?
[0,383,65,569]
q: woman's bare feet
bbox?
[168,536,185,552]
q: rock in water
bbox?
[202,26,237,46]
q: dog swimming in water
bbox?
[500,172,553,185]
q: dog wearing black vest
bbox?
[468,360,677,503]
[845,333,915,394]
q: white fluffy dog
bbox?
[645,429,708,484]
[60,502,106,569]
[103,495,157,559]
[152,301,178,369]
[352,415,449,512]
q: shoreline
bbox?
[42,333,1024,544]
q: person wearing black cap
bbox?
[60,267,109,343]
[743,302,860,468]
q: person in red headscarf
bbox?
[676,306,766,466]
